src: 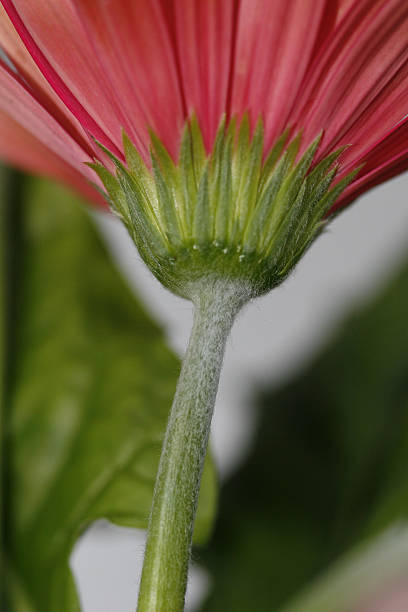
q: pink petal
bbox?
[71,0,186,161]
[169,0,238,151]
[335,0,358,24]
[294,0,408,159]
[334,118,408,211]
[337,60,408,173]
[1,0,123,156]
[229,0,331,150]
[0,3,95,158]
[0,60,95,179]
[0,108,104,206]
[0,3,44,83]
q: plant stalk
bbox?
[137,279,250,612]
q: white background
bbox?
[70,173,408,611]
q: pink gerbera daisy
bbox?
[1,2,407,611]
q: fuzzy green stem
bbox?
[137,279,250,612]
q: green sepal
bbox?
[189,114,207,179]
[91,140,169,258]
[193,162,211,246]
[311,166,361,229]
[263,133,322,247]
[232,120,264,241]
[306,146,346,193]
[179,123,198,229]
[243,150,290,253]
[214,122,233,244]
[86,162,128,219]
[259,128,290,192]
[150,153,183,248]
[90,117,359,299]
[115,163,170,262]
[208,116,227,242]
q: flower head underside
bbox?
[91,116,359,297]
[0,0,407,294]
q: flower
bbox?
[0,1,407,295]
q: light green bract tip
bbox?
[90,116,358,300]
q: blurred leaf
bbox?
[1,171,216,611]
[0,164,10,609]
[282,524,408,612]
[201,254,408,611]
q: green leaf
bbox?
[201,253,408,611]
[1,170,217,611]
